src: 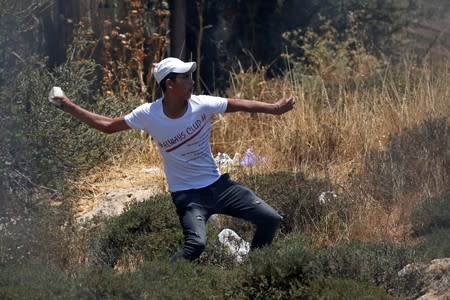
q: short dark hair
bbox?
[160,72,178,92]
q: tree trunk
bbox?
[169,0,186,59]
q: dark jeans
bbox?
[170,173,281,261]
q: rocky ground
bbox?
[399,258,450,299]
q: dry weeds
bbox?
[71,139,166,217]
[71,57,449,246]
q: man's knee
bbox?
[254,205,282,228]
[266,212,282,229]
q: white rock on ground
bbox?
[217,228,250,263]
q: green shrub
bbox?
[313,240,418,296]
[232,233,317,299]
[0,264,72,300]
[231,234,417,299]
[134,259,242,299]
[231,171,356,243]
[411,194,450,236]
[1,57,141,196]
[362,118,450,202]
[95,193,182,266]
[72,265,143,299]
[236,172,333,233]
[1,59,91,192]
[304,277,394,299]
[1,232,420,299]
[283,16,379,83]
[71,258,243,299]
[413,228,450,261]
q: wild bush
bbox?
[0,12,143,195]
[413,228,450,261]
[411,194,450,236]
[304,277,394,299]
[233,172,356,242]
[313,240,417,294]
[0,264,72,299]
[236,172,326,233]
[72,265,145,299]
[362,117,450,202]
[232,233,416,299]
[0,56,143,197]
[282,15,380,83]
[0,226,420,299]
[70,258,243,299]
[94,193,182,267]
[233,233,317,299]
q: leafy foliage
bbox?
[413,228,450,261]
[411,194,450,236]
[1,56,143,198]
[234,172,355,242]
[95,193,182,266]
[0,264,72,300]
[0,235,418,299]
[313,241,417,293]
[363,118,450,202]
[69,258,243,300]
[312,0,420,58]
[283,15,380,82]
[0,1,146,197]
[305,277,395,299]
[230,234,416,299]
[87,174,420,298]
[233,234,316,299]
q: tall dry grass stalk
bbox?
[211,58,449,243]
[73,57,448,246]
[215,59,449,178]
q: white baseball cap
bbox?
[153,57,197,84]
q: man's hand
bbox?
[50,95,71,110]
[48,86,66,109]
[272,97,295,115]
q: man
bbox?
[52,57,295,261]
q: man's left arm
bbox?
[225,97,295,115]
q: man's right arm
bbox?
[226,97,295,115]
[55,95,131,134]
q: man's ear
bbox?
[166,78,174,89]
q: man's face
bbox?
[170,72,194,100]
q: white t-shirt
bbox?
[124,95,228,192]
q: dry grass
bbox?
[70,139,166,217]
[215,58,449,244]
[71,57,449,246]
